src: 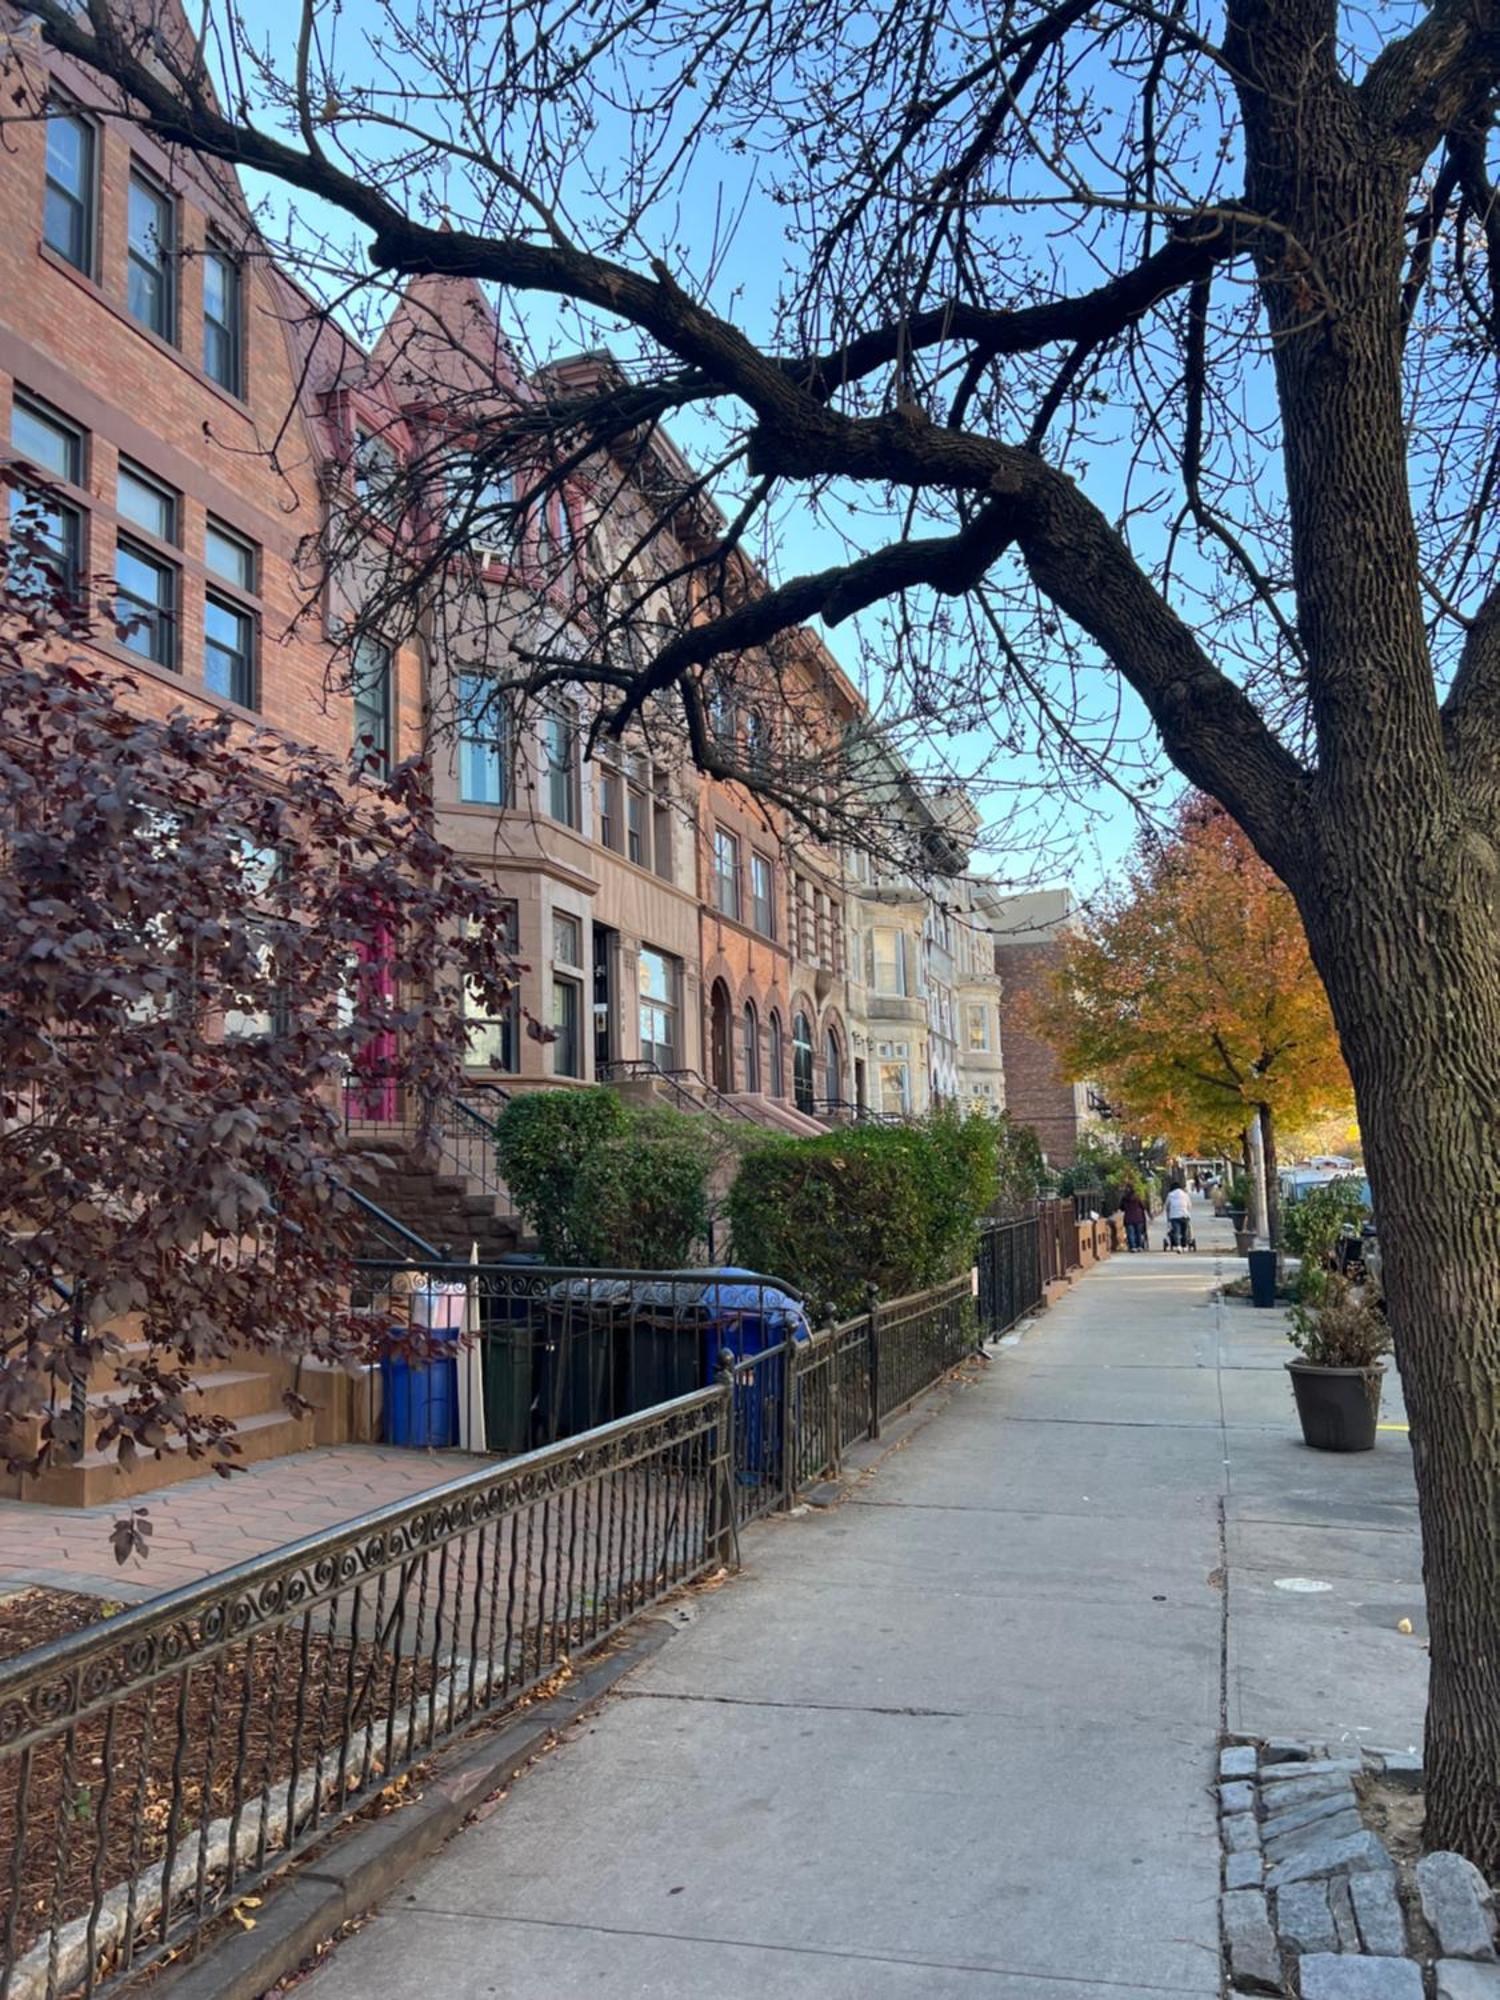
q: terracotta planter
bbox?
[1286,1360,1383,1452]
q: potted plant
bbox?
[1285,1274,1390,1451]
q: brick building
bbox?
[985,887,1094,1166]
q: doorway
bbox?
[710,978,733,1093]
[593,924,616,1074]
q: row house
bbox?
[0,31,1015,1260]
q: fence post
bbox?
[780,1325,799,1511]
[865,1285,882,1441]
[712,1352,739,1569]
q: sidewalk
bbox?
[282,1199,1421,2000]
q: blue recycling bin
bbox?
[381,1328,458,1447]
[695,1269,810,1487]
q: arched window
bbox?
[825,1026,843,1106]
[793,1011,815,1114]
[743,1002,761,1093]
[769,1013,785,1098]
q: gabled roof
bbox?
[369,268,531,416]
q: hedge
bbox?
[726,1107,1000,1320]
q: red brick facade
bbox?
[994,935,1087,1166]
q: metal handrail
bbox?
[340,1185,444,1262]
[599,1058,759,1124]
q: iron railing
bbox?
[0,1396,727,2000]
[976,1215,1043,1337]
[596,1060,759,1124]
[0,1263,985,1998]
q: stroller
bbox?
[1163,1216,1198,1253]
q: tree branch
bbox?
[1360,0,1500,158]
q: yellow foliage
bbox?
[1029,797,1353,1151]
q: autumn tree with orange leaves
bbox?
[1032,800,1355,1245]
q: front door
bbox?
[710,980,733,1092]
[593,924,616,1073]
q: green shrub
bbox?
[726,1109,1000,1320]
[1283,1177,1370,1267]
[494,1089,718,1267]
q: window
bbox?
[202,245,243,394]
[458,672,508,805]
[8,394,83,597]
[712,826,740,920]
[205,594,254,705]
[114,538,176,667]
[552,977,582,1078]
[871,929,908,996]
[127,171,174,339]
[750,854,775,936]
[206,518,256,590]
[746,708,770,774]
[708,684,737,749]
[353,427,399,515]
[464,973,519,1073]
[877,1041,912,1116]
[223,842,283,1040]
[638,948,678,1070]
[743,1002,760,1093]
[966,1002,992,1053]
[627,785,647,865]
[351,637,391,772]
[793,1011,815,1114]
[545,708,578,826]
[768,1013,785,1098]
[652,790,673,882]
[43,109,94,273]
[117,460,176,541]
[445,450,513,548]
[554,912,581,966]
[599,766,622,851]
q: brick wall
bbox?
[994,936,1085,1166]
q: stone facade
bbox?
[985,888,1093,1166]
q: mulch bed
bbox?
[0,1586,435,1968]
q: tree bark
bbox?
[1301,861,1500,1870]
[1259,1101,1281,1252]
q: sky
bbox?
[227,0,1255,898]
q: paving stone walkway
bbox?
[0,1443,487,1601]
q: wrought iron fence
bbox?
[0,1264,987,1996]
[976,1215,1043,1337]
[0,1397,725,2000]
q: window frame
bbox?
[768,1013,785,1098]
[792,1011,815,1115]
[42,104,96,276]
[552,974,583,1078]
[638,947,679,1071]
[8,392,87,600]
[544,707,579,828]
[351,636,393,774]
[204,591,256,708]
[712,824,741,922]
[749,852,775,937]
[113,533,178,669]
[201,241,245,396]
[126,167,176,342]
[457,671,509,806]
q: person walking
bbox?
[1120,1187,1149,1252]
[1164,1181,1192,1252]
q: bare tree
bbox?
[11,0,1500,1861]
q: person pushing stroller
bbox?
[1164,1182,1194,1252]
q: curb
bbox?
[147,1620,676,2000]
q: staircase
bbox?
[8,1336,326,1506]
[346,1085,523,1262]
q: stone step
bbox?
[16,1368,281,1458]
[13,1407,318,1507]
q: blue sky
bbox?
[233,0,1253,895]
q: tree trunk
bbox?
[1259,1102,1281,1252]
[1302,862,1500,1870]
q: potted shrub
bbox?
[1285,1275,1390,1452]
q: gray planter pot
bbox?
[1286,1360,1383,1452]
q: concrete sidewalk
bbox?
[295,1199,1425,1999]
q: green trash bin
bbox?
[479,1259,543,1457]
